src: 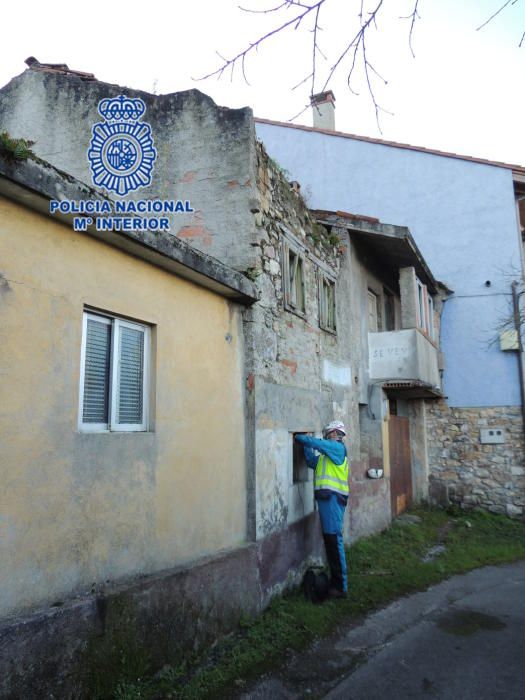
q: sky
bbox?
[1,0,524,166]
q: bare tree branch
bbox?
[289,102,312,121]
[291,72,313,90]
[400,0,420,58]
[321,0,384,90]
[194,1,325,83]
[196,0,520,134]
[476,0,518,31]
[319,0,398,130]
[237,1,290,14]
[311,3,321,96]
[195,0,414,130]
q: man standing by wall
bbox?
[295,422,349,598]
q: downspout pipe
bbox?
[511,280,525,436]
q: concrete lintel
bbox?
[316,213,440,294]
[0,155,259,305]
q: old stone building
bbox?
[312,211,446,533]
[257,92,525,519]
[0,62,447,695]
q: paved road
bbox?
[240,560,525,699]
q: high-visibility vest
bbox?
[314,454,349,496]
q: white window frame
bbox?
[78,311,150,433]
[319,271,337,333]
[282,239,306,317]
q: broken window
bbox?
[319,272,337,333]
[282,240,306,316]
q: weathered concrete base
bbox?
[258,510,325,603]
[349,475,391,542]
[0,514,323,699]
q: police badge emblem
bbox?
[88,95,157,196]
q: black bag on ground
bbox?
[303,568,330,603]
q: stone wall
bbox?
[244,140,398,542]
[249,138,343,386]
[245,140,356,540]
[427,401,525,518]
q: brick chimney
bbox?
[310,91,336,131]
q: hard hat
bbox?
[323,420,346,437]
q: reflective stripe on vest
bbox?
[314,454,349,496]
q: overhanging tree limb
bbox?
[195,0,522,131]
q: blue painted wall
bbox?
[256,123,521,407]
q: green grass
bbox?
[112,506,525,699]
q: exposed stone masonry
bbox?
[243,140,343,387]
[427,401,525,518]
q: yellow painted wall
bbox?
[0,197,248,618]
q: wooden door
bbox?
[389,415,412,516]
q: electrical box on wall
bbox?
[500,330,519,351]
[480,427,505,444]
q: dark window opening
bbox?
[292,432,310,483]
[384,288,395,331]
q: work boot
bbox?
[327,587,347,599]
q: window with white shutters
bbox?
[79,311,150,432]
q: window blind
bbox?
[116,324,144,425]
[82,318,111,423]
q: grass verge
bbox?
[112,506,525,699]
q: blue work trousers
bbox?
[316,492,347,592]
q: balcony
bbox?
[368,329,442,398]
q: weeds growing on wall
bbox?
[0,132,34,161]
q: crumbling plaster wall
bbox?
[345,237,395,538]
[246,142,361,540]
[0,196,249,619]
[0,68,401,553]
[0,68,260,272]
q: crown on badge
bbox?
[98,95,146,122]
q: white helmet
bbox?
[323,420,346,438]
